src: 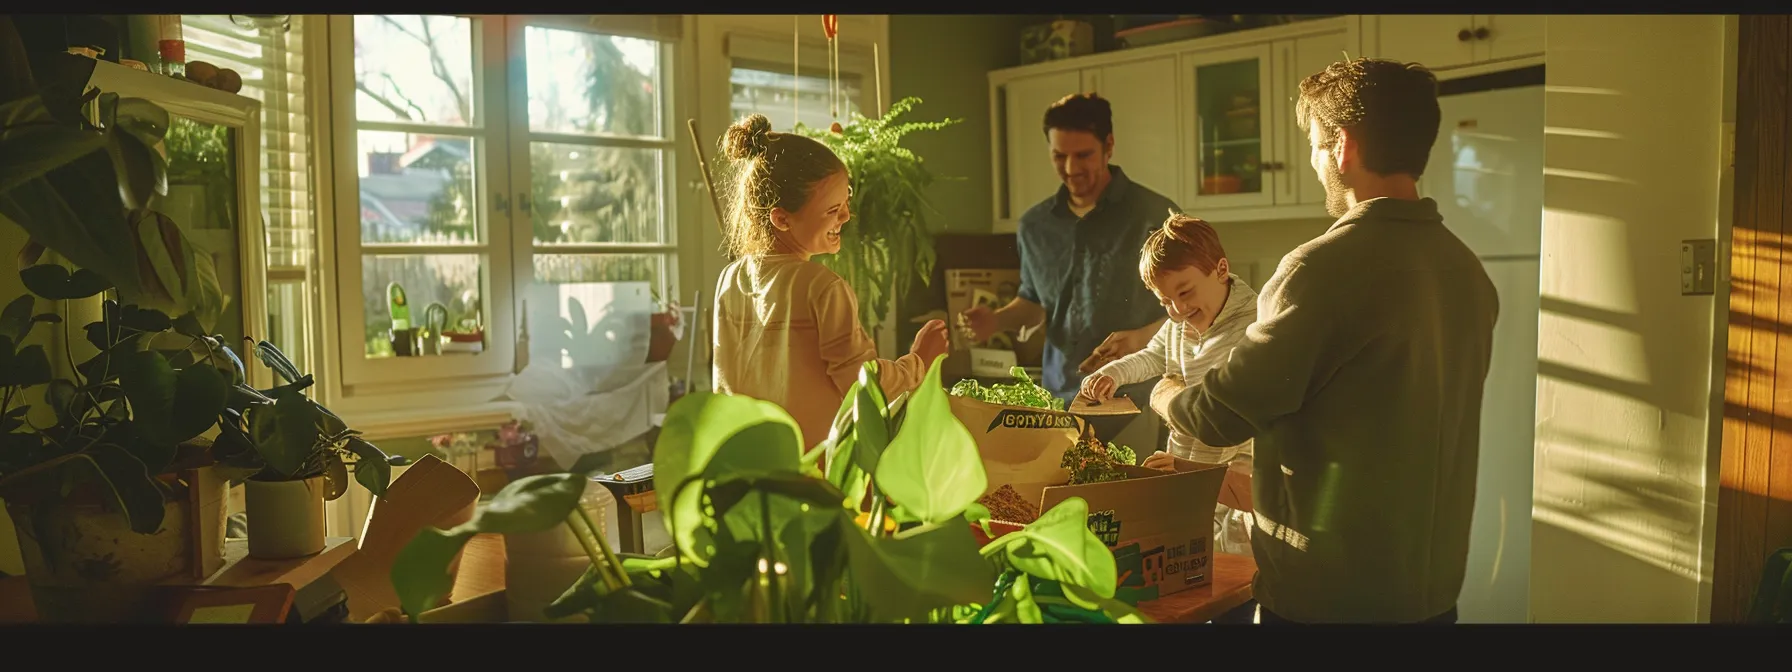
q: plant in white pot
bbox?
[213,340,391,560]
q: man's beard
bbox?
[1321,159,1350,218]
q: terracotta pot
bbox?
[647,311,677,363]
[244,476,327,560]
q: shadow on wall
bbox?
[1531,14,1726,623]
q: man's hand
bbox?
[1077,373,1118,404]
[956,305,999,344]
[1149,374,1187,420]
[911,319,949,365]
[1077,322,1159,374]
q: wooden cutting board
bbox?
[329,454,481,622]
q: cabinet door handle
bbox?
[1458,28,1474,42]
[1474,27,1491,40]
[493,193,510,213]
[518,193,533,213]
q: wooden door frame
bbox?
[1714,13,1792,624]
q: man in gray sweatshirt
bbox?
[1151,58,1500,624]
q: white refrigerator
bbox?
[1417,69,1545,624]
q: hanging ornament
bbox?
[823,14,840,123]
[793,15,800,130]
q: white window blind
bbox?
[181,15,317,371]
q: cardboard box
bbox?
[943,269,1044,379]
[1040,463,1227,603]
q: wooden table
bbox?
[0,536,355,623]
[1136,551,1257,624]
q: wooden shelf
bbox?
[0,536,356,622]
[180,537,356,588]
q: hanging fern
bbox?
[789,97,962,336]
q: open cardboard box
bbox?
[1042,463,1226,603]
[957,391,1225,604]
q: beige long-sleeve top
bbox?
[712,254,928,452]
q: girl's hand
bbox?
[911,319,949,365]
[1077,373,1117,404]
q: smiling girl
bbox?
[1077,212,1257,554]
[711,114,949,453]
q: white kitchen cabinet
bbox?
[988,17,1357,229]
[1368,15,1544,72]
[1083,56,1181,206]
[1180,43,1277,210]
[998,69,1084,221]
[1273,31,1349,208]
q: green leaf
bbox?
[852,363,890,475]
[390,472,589,619]
[19,264,113,300]
[652,392,804,566]
[994,496,1118,604]
[106,125,168,211]
[840,510,996,622]
[872,356,986,524]
[390,527,476,620]
[0,294,32,342]
[0,98,108,193]
[343,436,391,498]
[963,502,994,537]
[117,304,171,333]
[84,444,169,534]
[0,342,51,388]
[117,349,227,446]
[247,387,322,477]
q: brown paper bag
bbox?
[949,395,1086,507]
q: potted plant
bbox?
[792,97,960,339]
[212,338,391,560]
[383,356,1148,624]
[0,37,250,621]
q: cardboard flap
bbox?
[1068,394,1141,417]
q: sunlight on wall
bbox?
[1531,14,1729,623]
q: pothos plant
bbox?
[792,97,960,337]
[386,355,1149,624]
[0,48,388,560]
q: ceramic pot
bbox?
[5,498,192,623]
[244,476,327,559]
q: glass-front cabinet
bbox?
[83,59,272,387]
[1180,43,1277,210]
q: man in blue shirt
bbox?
[959,93,1178,437]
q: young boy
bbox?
[1077,212,1257,555]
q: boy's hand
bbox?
[1077,373,1117,404]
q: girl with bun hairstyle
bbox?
[711,114,950,452]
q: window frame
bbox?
[327,14,517,389]
[501,16,681,344]
[319,14,689,416]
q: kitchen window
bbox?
[325,14,681,399]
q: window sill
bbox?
[348,402,522,442]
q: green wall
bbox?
[888,15,1037,235]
